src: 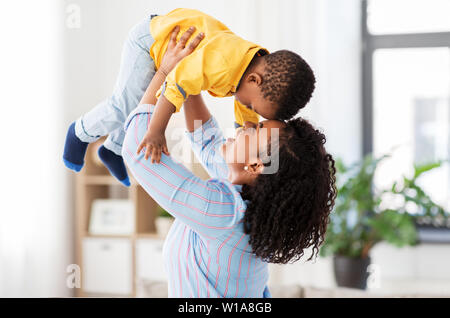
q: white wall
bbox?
[65,0,362,153]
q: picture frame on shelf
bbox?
[89,199,135,236]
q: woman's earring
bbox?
[244,166,249,171]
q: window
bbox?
[362,0,450,211]
[367,0,450,35]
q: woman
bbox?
[122,27,337,298]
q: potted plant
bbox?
[320,153,446,289]
[155,205,174,238]
[390,161,448,240]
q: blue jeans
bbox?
[74,15,157,155]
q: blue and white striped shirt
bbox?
[122,104,270,298]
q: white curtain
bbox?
[0,0,72,297]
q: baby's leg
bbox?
[63,14,157,184]
[97,128,130,185]
[77,15,157,143]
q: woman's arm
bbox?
[123,106,243,239]
[183,94,229,180]
[139,70,169,106]
[183,94,211,132]
[139,26,203,106]
[136,27,204,163]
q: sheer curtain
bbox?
[0,0,72,297]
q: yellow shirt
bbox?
[149,8,269,126]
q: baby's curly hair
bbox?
[261,50,316,120]
[241,117,336,264]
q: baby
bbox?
[63,8,316,185]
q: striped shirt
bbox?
[122,103,270,298]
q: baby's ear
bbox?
[248,72,263,86]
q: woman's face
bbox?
[220,120,286,185]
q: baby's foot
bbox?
[63,122,88,172]
[98,145,131,187]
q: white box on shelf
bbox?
[82,237,133,295]
[136,238,167,282]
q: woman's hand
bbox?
[136,25,204,163]
[158,26,205,76]
[139,25,204,106]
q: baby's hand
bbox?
[136,130,170,163]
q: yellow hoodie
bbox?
[150,8,269,126]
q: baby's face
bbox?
[235,86,278,120]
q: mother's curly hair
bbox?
[241,117,337,264]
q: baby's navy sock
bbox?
[63,122,88,172]
[98,145,131,187]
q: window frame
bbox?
[361,0,450,155]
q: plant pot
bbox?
[155,217,174,238]
[333,255,371,290]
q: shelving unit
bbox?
[74,138,160,297]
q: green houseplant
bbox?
[320,153,445,289]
